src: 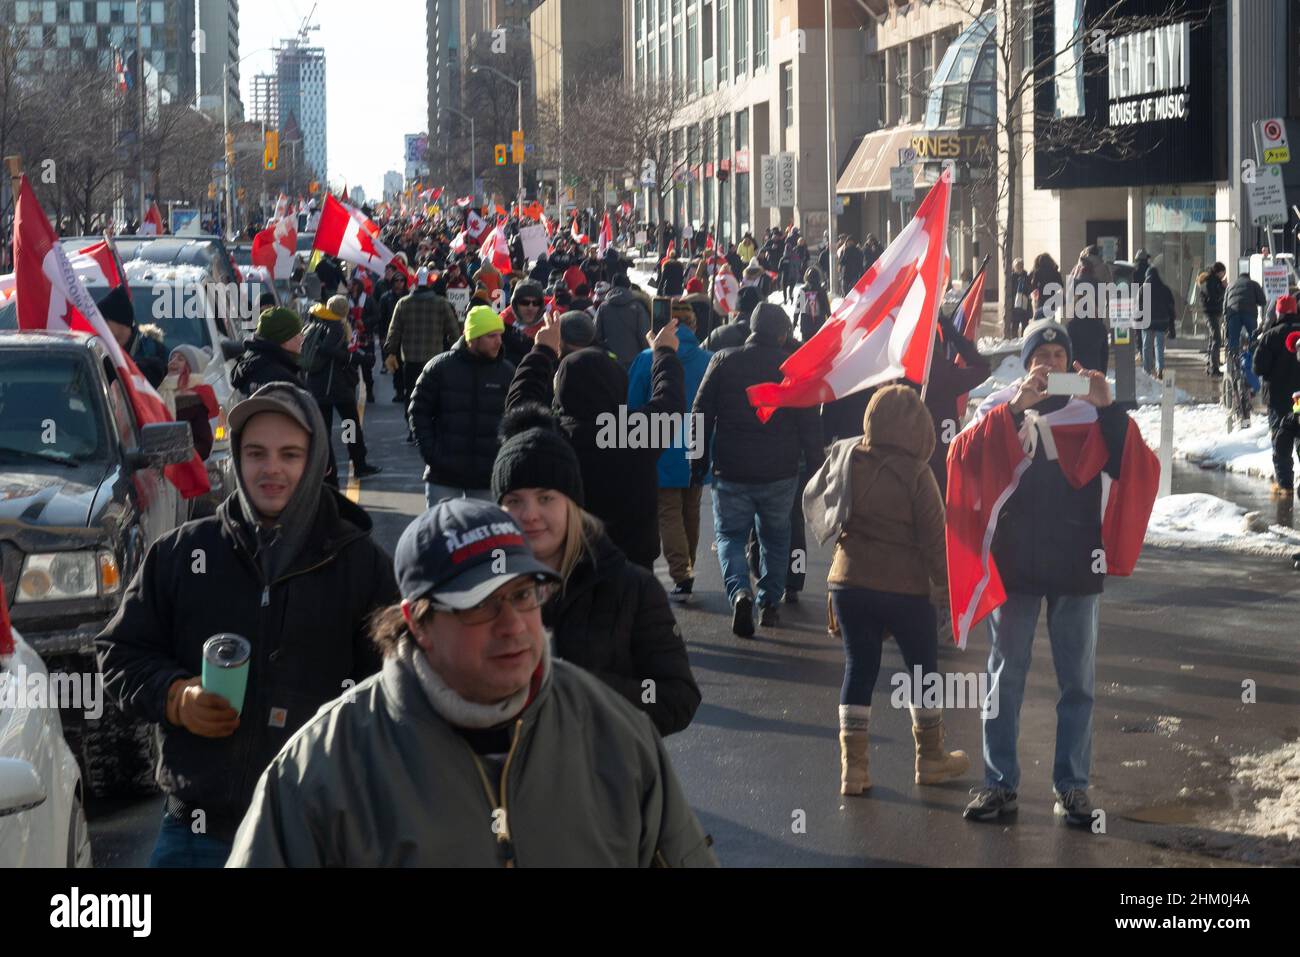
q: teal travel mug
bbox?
[201,634,251,716]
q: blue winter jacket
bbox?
[628,326,712,488]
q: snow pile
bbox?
[1131,404,1274,482]
[1210,741,1300,862]
[1144,493,1300,556]
[977,335,1022,354]
[968,354,1191,405]
[123,261,209,287]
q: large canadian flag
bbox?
[747,167,954,423]
[714,271,739,315]
[11,176,209,498]
[251,216,298,280]
[312,194,409,281]
[0,239,125,304]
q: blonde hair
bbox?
[557,496,604,592]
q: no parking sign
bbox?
[1257,117,1290,164]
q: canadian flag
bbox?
[313,194,410,282]
[480,222,513,274]
[456,195,474,208]
[449,231,468,255]
[714,271,739,315]
[0,239,126,304]
[465,209,489,244]
[597,213,613,258]
[139,201,165,236]
[272,193,290,222]
[11,176,209,498]
[251,216,298,280]
[747,168,954,423]
[571,216,588,245]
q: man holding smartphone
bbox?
[946,320,1160,828]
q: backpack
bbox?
[299,319,332,376]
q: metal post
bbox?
[1158,369,1175,498]
[135,0,146,222]
[823,0,838,297]
[470,117,476,205]
[517,79,524,206]
[223,63,232,239]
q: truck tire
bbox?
[65,691,160,800]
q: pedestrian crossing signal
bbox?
[495,144,508,167]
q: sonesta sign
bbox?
[1107,21,1191,126]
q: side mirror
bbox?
[220,338,244,362]
[134,421,194,469]
[0,758,46,818]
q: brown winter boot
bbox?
[912,719,970,785]
[840,731,871,795]
[839,704,871,795]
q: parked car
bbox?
[0,330,192,797]
[0,622,91,867]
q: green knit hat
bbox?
[256,307,303,345]
[464,305,504,341]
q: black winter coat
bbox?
[302,316,357,404]
[409,338,515,489]
[658,260,686,296]
[1145,276,1177,335]
[231,337,305,397]
[704,318,750,352]
[1224,276,1267,319]
[693,336,824,483]
[96,490,397,841]
[1198,274,1226,317]
[545,531,700,736]
[1067,316,1110,374]
[991,399,1129,595]
[1254,317,1300,416]
[506,344,684,570]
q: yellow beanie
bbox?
[464,305,504,341]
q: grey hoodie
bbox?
[595,287,651,369]
[230,383,330,583]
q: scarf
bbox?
[397,636,552,730]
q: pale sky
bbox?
[237,0,428,201]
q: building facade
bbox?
[274,39,327,184]
[383,170,404,203]
[196,0,241,119]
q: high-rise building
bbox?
[248,73,278,126]
[383,171,405,203]
[196,0,241,119]
[274,39,327,183]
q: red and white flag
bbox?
[272,193,290,222]
[449,231,468,255]
[456,195,474,208]
[597,213,613,258]
[480,222,513,274]
[0,240,127,307]
[11,176,208,498]
[714,271,739,315]
[465,209,489,244]
[139,201,165,236]
[251,216,298,280]
[746,168,954,423]
[312,194,410,282]
[571,215,588,245]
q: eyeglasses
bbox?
[516,299,543,307]
[432,580,553,626]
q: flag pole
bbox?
[5,156,22,210]
[918,168,957,404]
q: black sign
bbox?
[1034,0,1228,190]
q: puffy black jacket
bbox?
[1254,317,1300,416]
[658,260,686,296]
[991,400,1129,595]
[506,343,684,570]
[231,337,305,397]
[1145,274,1177,335]
[595,288,651,369]
[545,531,700,736]
[693,307,824,484]
[409,337,515,489]
[1198,274,1226,317]
[1224,276,1267,319]
[1067,316,1110,375]
[96,490,397,842]
[704,318,750,352]
[302,315,357,404]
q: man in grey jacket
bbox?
[595,273,651,369]
[227,499,717,867]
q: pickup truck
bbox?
[0,331,192,797]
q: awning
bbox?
[837,125,925,194]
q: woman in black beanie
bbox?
[492,403,701,737]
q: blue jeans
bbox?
[982,592,1099,793]
[711,476,798,607]
[1224,311,1256,354]
[831,587,938,707]
[425,483,494,509]
[1141,329,1165,374]
[148,813,234,868]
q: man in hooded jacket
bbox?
[595,280,652,369]
[96,384,398,866]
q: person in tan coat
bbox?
[804,384,970,795]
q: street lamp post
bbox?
[823,0,839,298]
[470,63,524,205]
[443,107,476,205]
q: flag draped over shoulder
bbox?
[944,385,1160,648]
[746,167,954,423]
[11,176,209,499]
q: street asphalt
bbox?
[85,357,1300,868]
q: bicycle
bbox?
[1221,328,1257,433]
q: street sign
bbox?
[890,166,914,204]
[1258,117,1290,164]
[1262,263,1289,303]
[759,154,778,207]
[1248,164,1288,225]
[898,146,917,166]
[777,152,797,206]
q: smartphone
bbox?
[652,296,674,333]
[1046,372,1091,396]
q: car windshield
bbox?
[84,284,214,353]
[0,353,109,465]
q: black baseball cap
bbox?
[394,499,559,610]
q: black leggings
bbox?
[830,586,939,707]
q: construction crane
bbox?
[296,4,321,45]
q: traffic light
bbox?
[494,144,508,167]
[264,129,279,171]
[511,130,524,165]
[208,182,217,200]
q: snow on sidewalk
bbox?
[1144,493,1300,557]
[1131,404,1275,482]
[969,354,1192,405]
